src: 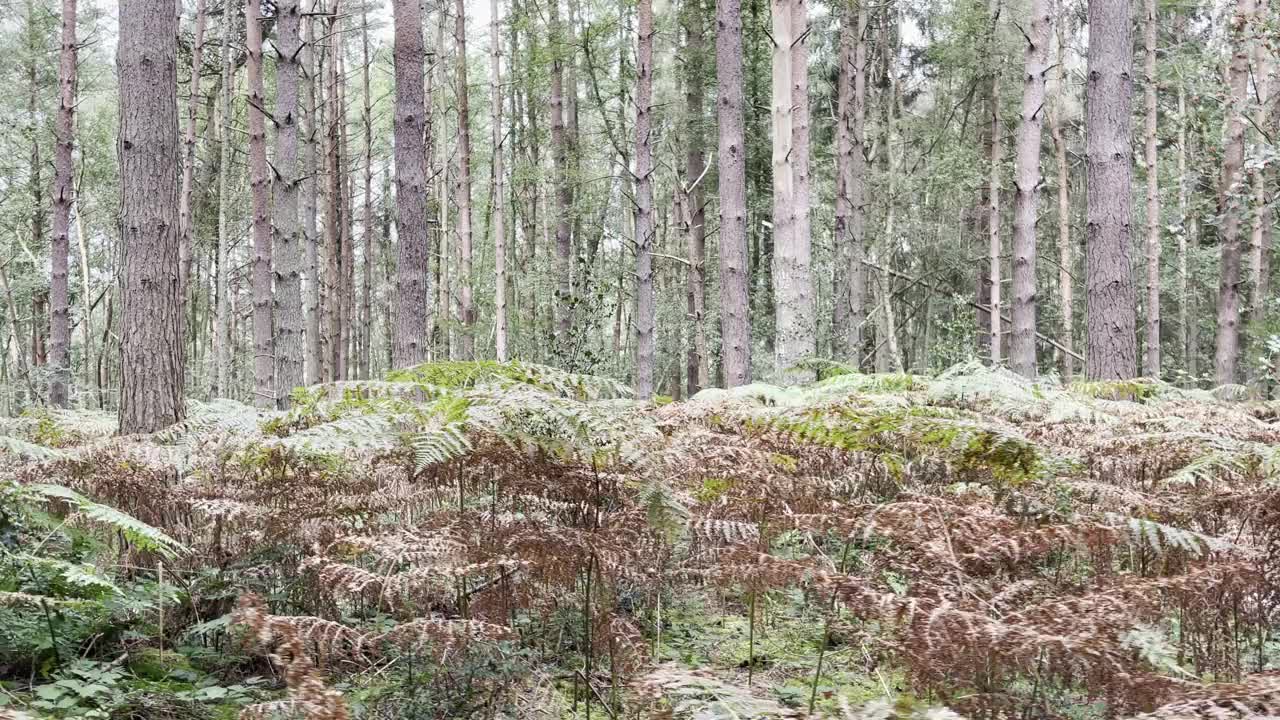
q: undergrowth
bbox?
[3,361,1280,719]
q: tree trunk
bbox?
[246,0,273,407]
[1008,0,1050,378]
[634,0,656,397]
[1142,0,1161,377]
[1213,0,1255,385]
[117,0,185,432]
[1177,81,1191,377]
[1084,0,1138,380]
[274,0,305,405]
[214,3,236,398]
[716,0,751,387]
[987,0,1003,365]
[325,6,343,380]
[304,8,322,384]
[550,0,574,357]
[491,0,509,362]
[360,4,374,378]
[391,0,432,368]
[683,0,709,395]
[834,0,868,368]
[455,0,476,360]
[49,0,77,408]
[1050,15,1072,380]
[339,47,354,379]
[178,0,206,308]
[1250,0,1272,381]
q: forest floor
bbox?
[2,361,1280,720]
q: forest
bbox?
[4,0,1280,716]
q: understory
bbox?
[2,360,1280,719]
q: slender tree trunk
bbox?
[834,0,868,367]
[304,7,322,384]
[360,4,374,378]
[179,0,206,307]
[325,5,343,380]
[1050,16,1072,380]
[987,0,1003,364]
[491,0,509,362]
[717,0,751,386]
[1214,0,1255,385]
[1250,0,1273,380]
[454,0,475,360]
[117,0,185,432]
[1177,81,1191,376]
[214,4,235,398]
[550,0,574,356]
[634,0,656,397]
[683,0,709,394]
[1142,0,1161,377]
[339,47,354,379]
[246,0,273,407]
[381,171,394,372]
[274,0,304,405]
[391,0,432,367]
[1008,0,1050,378]
[49,0,77,408]
[1085,0,1138,380]
[76,202,94,405]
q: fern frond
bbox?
[26,483,190,559]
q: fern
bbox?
[25,483,189,559]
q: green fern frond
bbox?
[412,423,472,472]
[26,483,190,559]
[0,434,69,461]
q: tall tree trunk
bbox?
[455,0,475,360]
[1250,0,1272,380]
[490,0,509,362]
[834,0,868,368]
[683,0,709,395]
[246,0,273,407]
[391,0,432,367]
[771,0,814,382]
[1214,0,1255,385]
[179,0,206,306]
[1177,81,1192,377]
[214,3,235,398]
[304,7,322,384]
[360,4,374,378]
[1050,15,1072,380]
[339,47,354,379]
[117,0,185,432]
[1008,0,1050,378]
[716,0,751,386]
[1142,0,1161,377]
[49,0,77,408]
[987,0,1003,364]
[550,0,574,357]
[325,6,343,380]
[1084,0,1138,380]
[634,0,656,397]
[274,0,304,405]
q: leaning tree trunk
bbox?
[49,0,77,408]
[117,0,185,432]
[1142,0,1161,377]
[1084,0,1138,380]
[716,0,752,386]
[274,0,304,406]
[1008,0,1050,378]
[1214,0,1255,385]
[634,0,656,397]
[246,0,273,407]
[391,0,432,367]
[491,0,509,361]
[455,0,475,360]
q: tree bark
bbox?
[391,0,432,368]
[1008,0,1050,378]
[1214,0,1255,385]
[834,0,868,368]
[1142,0,1161,377]
[716,0,751,387]
[634,0,656,397]
[304,7,322,384]
[246,0,273,407]
[550,0,574,357]
[49,0,77,408]
[324,6,343,380]
[455,0,476,360]
[491,0,510,362]
[360,3,374,378]
[179,0,206,308]
[117,0,185,432]
[1177,80,1191,376]
[214,2,236,398]
[1050,14,1072,380]
[1250,0,1272,380]
[683,0,709,395]
[987,0,1003,364]
[1084,0,1138,380]
[274,0,305,405]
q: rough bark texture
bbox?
[178,0,206,307]
[634,0,656,397]
[1213,0,1254,385]
[1250,0,1272,380]
[246,0,273,407]
[1084,0,1138,380]
[716,0,751,387]
[117,0,185,432]
[987,0,1003,364]
[550,0,574,356]
[324,8,343,379]
[274,0,305,406]
[304,10,322,384]
[391,0,432,368]
[455,0,475,360]
[1050,16,1072,380]
[833,0,867,367]
[1008,0,1050,378]
[491,0,509,362]
[49,0,76,408]
[359,4,374,378]
[1177,81,1191,374]
[683,0,709,395]
[1142,0,1161,377]
[214,3,235,398]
